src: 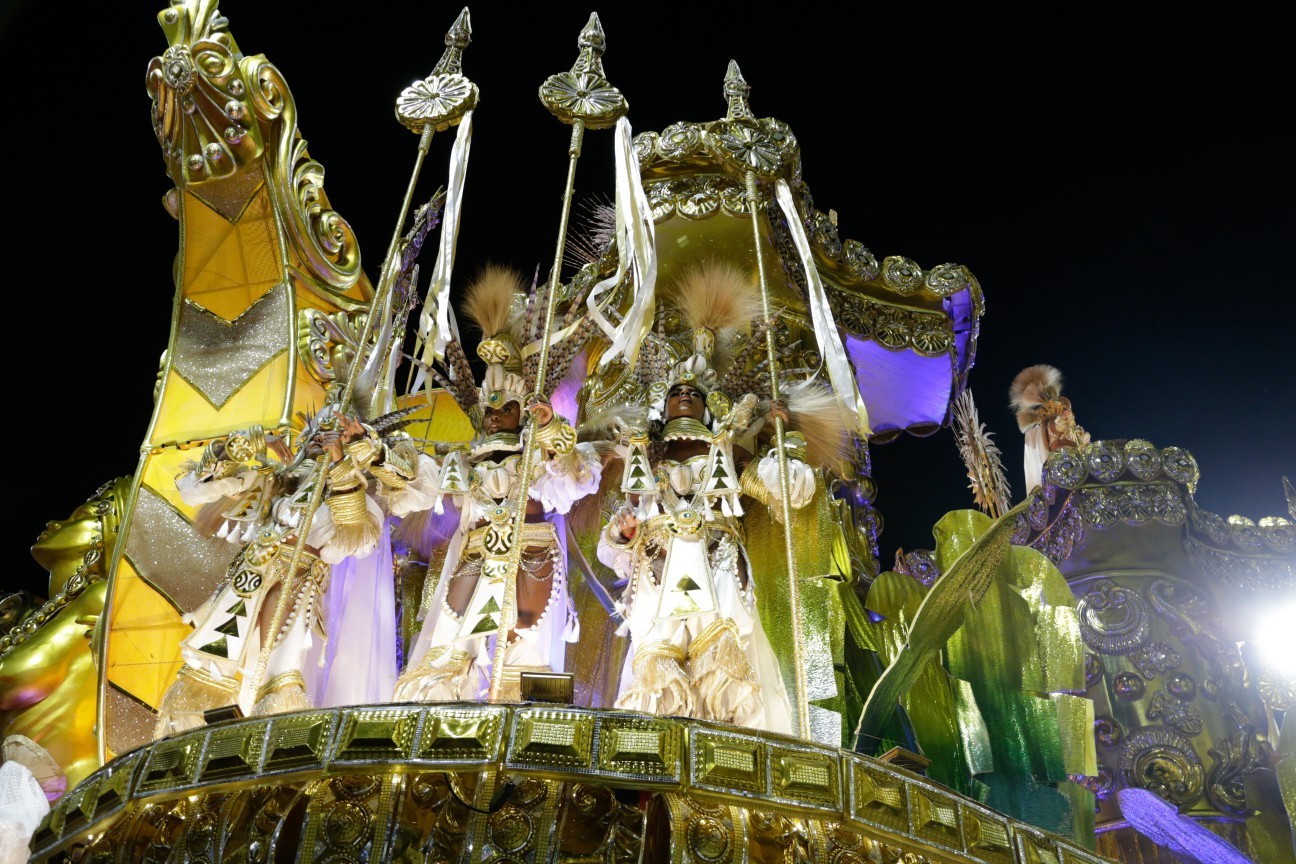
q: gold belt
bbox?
[638,510,738,547]
[463,520,558,557]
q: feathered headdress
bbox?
[1008,364,1065,432]
[637,260,766,419]
[461,264,529,412]
[427,262,597,432]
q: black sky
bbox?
[4,3,1294,596]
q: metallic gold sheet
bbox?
[744,482,844,744]
[151,353,292,444]
[104,558,187,714]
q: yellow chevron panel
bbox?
[396,389,475,449]
[106,558,188,710]
[140,451,203,520]
[182,185,283,321]
[151,351,290,445]
[289,357,330,429]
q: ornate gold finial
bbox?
[574,13,608,75]
[539,12,628,130]
[707,63,796,178]
[431,7,472,75]
[396,7,479,133]
[724,60,755,121]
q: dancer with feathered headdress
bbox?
[393,265,602,702]
[593,261,851,733]
[1009,364,1090,493]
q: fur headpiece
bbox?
[462,264,529,412]
[1009,364,1066,431]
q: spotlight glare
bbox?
[1253,603,1296,676]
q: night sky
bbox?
[4,3,1293,597]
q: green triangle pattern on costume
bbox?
[672,595,700,616]
[199,636,229,658]
[226,599,246,616]
[479,596,501,614]
[214,616,241,637]
[471,615,498,635]
[676,576,700,592]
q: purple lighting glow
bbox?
[1114,789,1255,864]
[846,335,954,436]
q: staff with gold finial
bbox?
[487,12,629,702]
[247,8,479,700]
[707,61,872,740]
[718,60,812,738]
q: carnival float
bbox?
[2,4,1292,864]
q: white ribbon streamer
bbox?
[773,179,871,436]
[412,110,474,394]
[587,117,658,371]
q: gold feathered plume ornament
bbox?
[952,389,1010,518]
[1008,363,1090,447]
[419,262,596,433]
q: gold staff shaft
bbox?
[250,125,437,696]
[488,119,586,702]
[745,169,811,738]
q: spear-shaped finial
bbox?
[573,12,608,76]
[724,59,755,121]
[539,12,627,130]
[432,7,472,76]
[397,7,479,134]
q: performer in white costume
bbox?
[394,266,601,702]
[154,412,420,737]
[595,262,837,734]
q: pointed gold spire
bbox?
[573,12,608,76]
[396,7,479,134]
[431,7,472,76]
[724,60,755,121]
[539,12,627,130]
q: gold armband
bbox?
[343,436,381,471]
[603,519,639,551]
[739,459,776,507]
[533,417,577,455]
[327,486,370,527]
[369,460,410,491]
[328,457,365,492]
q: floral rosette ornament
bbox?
[538,13,628,129]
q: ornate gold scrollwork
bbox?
[146,3,263,185]
[298,308,372,386]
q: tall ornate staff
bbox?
[486,13,628,701]
[249,8,478,696]
[712,62,812,737]
[711,62,872,739]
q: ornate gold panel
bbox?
[416,706,504,761]
[509,708,595,768]
[333,706,422,763]
[263,711,334,772]
[692,729,767,795]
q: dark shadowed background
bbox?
[3,2,1293,595]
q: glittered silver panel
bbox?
[105,684,157,758]
[808,704,842,748]
[190,164,265,222]
[125,487,240,613]
[173,282,289,407]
